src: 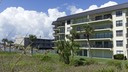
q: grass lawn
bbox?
[0,52,128,72]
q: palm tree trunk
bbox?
[31,47,33,55]
[4,42,6,51]
[87,36,92,58]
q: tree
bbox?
[82,24,94,58]
[56,29,79,64]
[8,40,14,52]
[2,38,8,51]
[66,28,80,58]
[29,34,37,55]
[57,40,72,64]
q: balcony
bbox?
[126,33,128,37]
[94,25,113,31]
[58,24,65,28]
[80,44,113,49]
[53,34,59,36]
[126,13,128,18]
[75,25,112,32]
[71,17,112,26]
[126,23,128,27]
[53,27,59,30]
[75,35,113,41]
[88,18,112,24]
[75,34,112,39]
[58,31,65,34]
[126,44,128,48]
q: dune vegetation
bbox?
[0,52,128,72]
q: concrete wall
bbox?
[112,9,127,57]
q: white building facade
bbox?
[52,3,128,58]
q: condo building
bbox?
[52,2,128,58]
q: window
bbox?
[67,20,71,24]
[55,36,59,40]
[116,40,123,47]
[104,14,112,19]
[95,15,102,20]
[116,11,122,17]
[60,35,65,40]
[116,50,123,54]
[116,30,123,36]
[61,22,65,26]
[116,20,122,26]
[60,28,65,33]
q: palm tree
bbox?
[29,34,37,55]
[66,28,79,57]
[8,40,14,52]
[82,24,94,58]
[2,38,8,51]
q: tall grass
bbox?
[1,52,128,72]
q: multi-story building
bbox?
[14,37,54,50]
[52,2,128,58]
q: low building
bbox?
[14,37,54,50]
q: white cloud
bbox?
[68,1,118,14]
[100,1,118,8]
[0,7,66,40]
[68,6,84,14]
[85,5,98,11]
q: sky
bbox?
[0,0,128,40]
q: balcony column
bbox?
[87,15,90,22]
[102,41,104,48]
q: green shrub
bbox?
[79,58,85,61]
[113,54,125,60]
[70,58,86,66]
[70,58,97,66]
[40,55,51,61]
[85,59,97,65]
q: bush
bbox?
[113,54,125,60]
[70,58,85,66]
[70,58,97,66]
[40,55,51,61]
[85,59,97,65]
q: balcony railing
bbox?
[126,44,128,48]
[80,44,113,48]
[126,33,128,37]
[89,17,112,22]
[58,24,65,27]
[59,31,65,34]
[126,23,128,27]
[53,27,58,29]
[72,17,112,25]
[75,25,112,32]
[126,12,128,16]
[75,35,113,39]
[94,25,113,30]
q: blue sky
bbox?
[0,0,128,40]
[0,0,128,14]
